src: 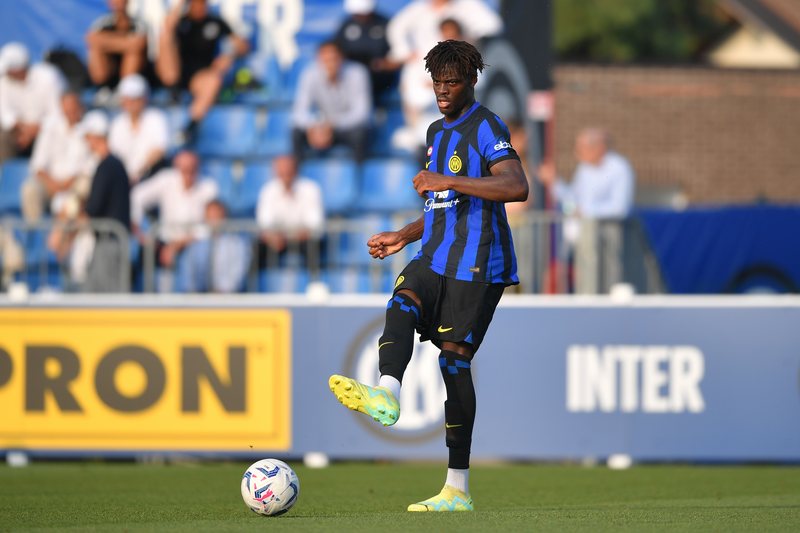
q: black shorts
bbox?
[393,259,505,354]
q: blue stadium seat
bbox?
[201,159,235,208]
[334,215,392,267]
[371,107,407,156]
[163,105,189,153]
[258,268,310,293]
[196,106,257,158]
[324,268,371,294]
[0,159,30,215]
[360,158,425,212]
[15,269,62,293]
[300,158,359,215]
[14,228,58,267]
[256,109,293,157]
[228,161,271,218]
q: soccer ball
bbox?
[241,459,300,516]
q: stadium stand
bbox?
[0,159,30,215]
[360,158,424,212]
[299,158,360,216]
[196,105,258,158]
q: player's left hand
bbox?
[412,170,451,197]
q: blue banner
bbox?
[5,295,797,462]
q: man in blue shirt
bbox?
[330,40,528,512]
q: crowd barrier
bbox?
[1,294,799,462]
[3,212,664,295]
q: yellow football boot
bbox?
[329,375,400,427]
[407,485,474,512]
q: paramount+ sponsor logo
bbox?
[0,309,291,451]
[566,345,705,413]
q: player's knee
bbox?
[384,293,421,325]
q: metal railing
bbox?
[0,212,664,295]
[0,217,130,293]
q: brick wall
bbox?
[553,65,800,203]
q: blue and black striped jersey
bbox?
[414,102,520,285]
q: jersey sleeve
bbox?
[477,115,519,169]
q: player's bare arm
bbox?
[412,159,529,203]
[367,216,424,259]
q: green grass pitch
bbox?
[1,461,800,532]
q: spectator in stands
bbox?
[292,40,372,163]
[537,127,635,219]
[334,0,395,100]
[21,93,96,224]
[47,110,130,290]
[386,0,502,151]
[80,110,131,292]
[180,200,251,293]
[256,154,324,265]
[0,42,65,164]
[85,0,148,90]
[108,74,169,184]
[130,149,217,292]
[0,231,23,290]
[156,0,250,142]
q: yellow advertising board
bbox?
[0,309,291,451]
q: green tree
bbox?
[555,0,732,62]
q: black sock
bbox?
[378,293,421,382]
[439,350,476,470]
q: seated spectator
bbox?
[334,0,395,100]
[537,127,635,219]
[108,74,169,184]
[386,0,502,150]
[21,92,96,223]
[156,0,249,141]
[180,200,251,293]
[292,41,372,163]
[256,154,324,267]
[85,0,147,89]
[130,150,217,292]
[0,42,66,164]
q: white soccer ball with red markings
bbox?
[241,459,300,516]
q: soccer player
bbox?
[329,39,528,512]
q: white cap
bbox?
[117,73,149,99]
[344,0,375,15]
[78,109,110,137]
[0,42,30,75]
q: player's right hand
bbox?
[367,231,405,259]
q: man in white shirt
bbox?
[386,0,502,149]
[21,93,97,223]
[130,150,217,290]
[537,127,636,293]
[292,41,372,162]
[256,154,324,265]
[538,127,635,219]
[108,74,170,184]
[0,42,66,164]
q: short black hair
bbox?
[424,39,486,81]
